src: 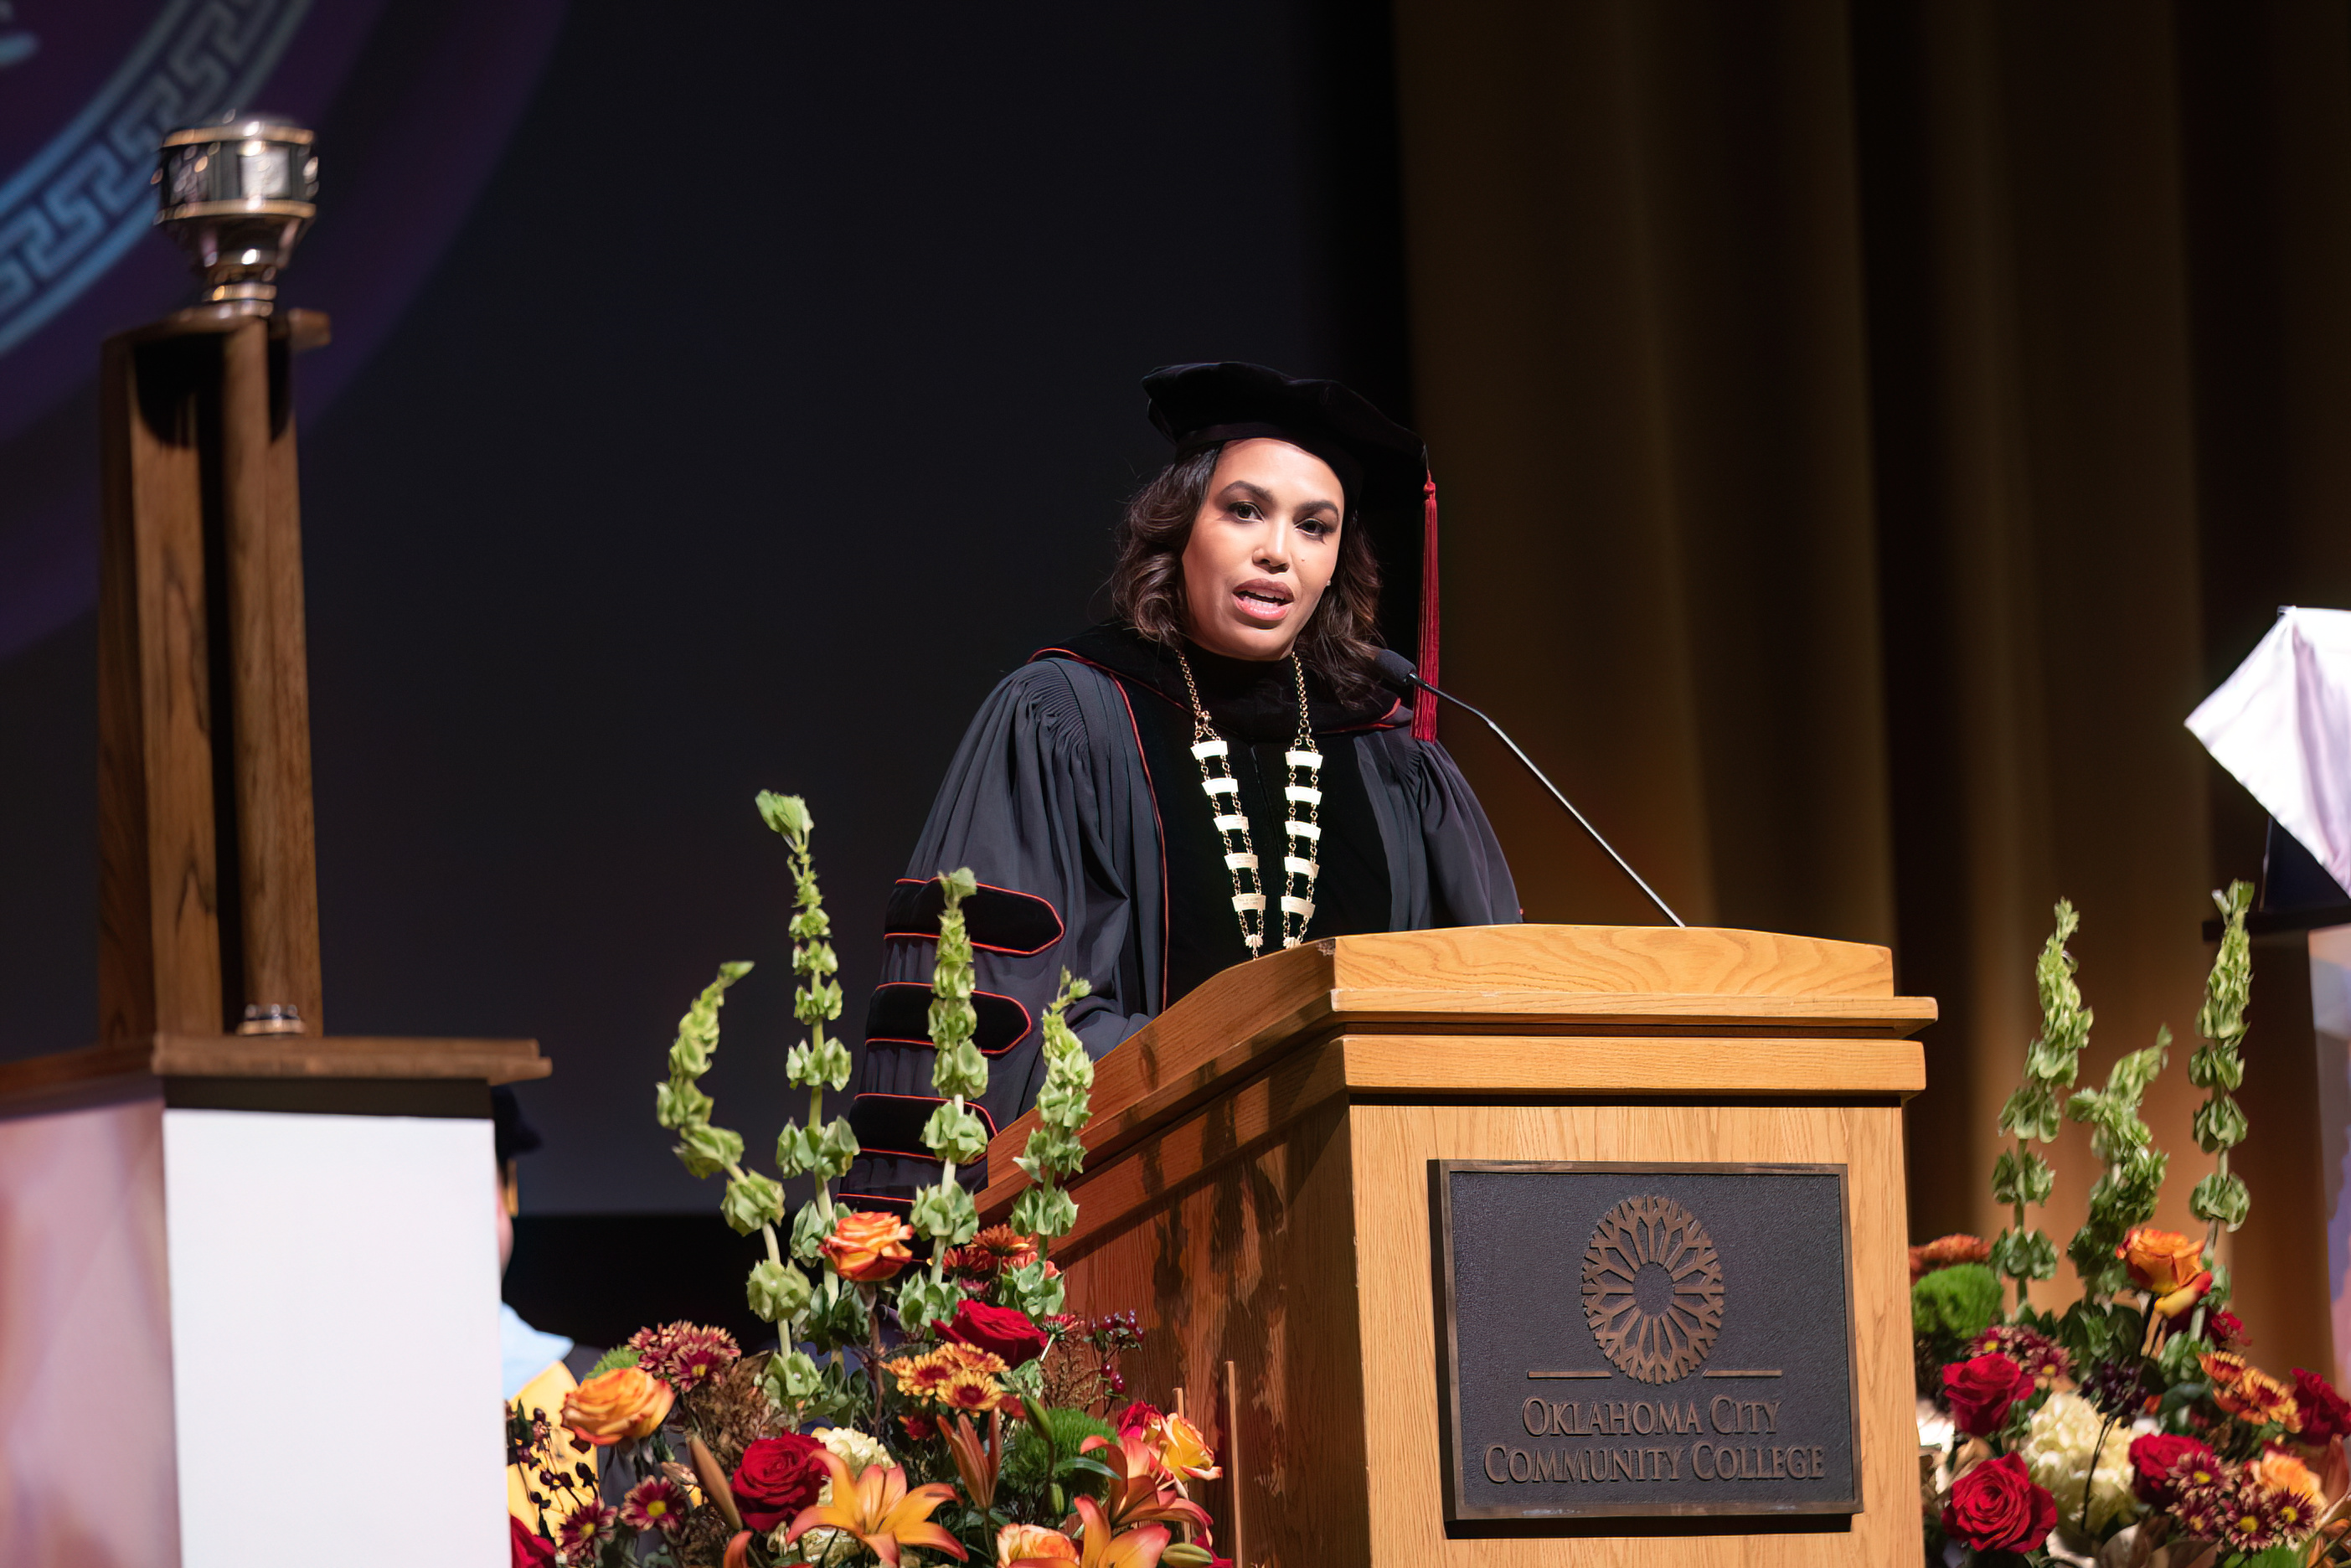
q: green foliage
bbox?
[1002,1406,1120,1499]
[923,1101,993,1165]
[997,1256,1068,1318]
[676,1122,745,1179]
[910,1179,980,1246]
[585,1344,644,1379]
[2189,883,2256,1235]
[656,964,753,1179]
[2192,1169,2250,1230]
[746,1259,812,1325]
[1912,1264,2003,1344]
[1009,1183,1079,1242]
[895,1272,962,1337]
[788,1199,831,1265]
[1006,972,1096,1256]
[2066,1031,2170,1295]
[719,1168,786,1235]
[1990,1225,2058,1285]
[1993,902,2093,1306]
[1991,1147,2055,1208]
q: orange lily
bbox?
[941,1410,1003,1510]
[1070,1496,1170,1568]
[721,1531,755,1568]
[1078,1433,1211,1536]
[783,1449,968,1565]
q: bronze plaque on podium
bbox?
[1433,1160,1863,1524]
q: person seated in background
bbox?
[496,1087,605,1548]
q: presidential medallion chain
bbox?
[1176,650,1322,954]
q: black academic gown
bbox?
[838,624,1518,1204]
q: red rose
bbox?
[1942,1452,2058,1552]
[509,1517,556,1568]
[730,1432,830,1532]
[2209,1308,2248,1349]
[1115,1400,1165,1438]
[2295,1369,2351,1444]
[2127,1432,2214,1505]
[1941,1353,2035,1436]
[939,1300,1050,1368]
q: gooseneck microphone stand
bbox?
[1374,650,1686,927]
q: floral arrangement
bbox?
[509,795,1227,1568]
[1916,883,2351,1567]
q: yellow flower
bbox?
[785,1449,966,1566]
[1152,1412,1221,1482]
[2116,1227,2213,1318]
[998,1522,1080,1565]
[559,1367,673,1447]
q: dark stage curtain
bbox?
[1389,0,2351,1275]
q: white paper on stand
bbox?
[2187,606,2351,895]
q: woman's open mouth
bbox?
[1234,581,1293,622]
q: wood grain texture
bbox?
[1050,1094,1372,1568]
[0,1036,548,1106]
[1347,1101,1919,1566]
[97,333,225,1039]
[1322,926,1897,998]
[218,320,324,1033]
[1333,1034,1926,1097]
[982,928,1932,1215]
[1032,1043,1349,1259]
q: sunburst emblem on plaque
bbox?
[1581,1195,1725,1384]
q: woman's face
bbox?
[1178,437,1344,662]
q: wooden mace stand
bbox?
[980,925,1933,1568]
[0,308,543,1568]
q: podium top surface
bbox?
[979,924,1935,1215]
[0,1033,548,1112]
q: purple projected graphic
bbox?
[0,0,566,660]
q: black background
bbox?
[0,0,1412,1226]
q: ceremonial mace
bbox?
[101,116,328,1039]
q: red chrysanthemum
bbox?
[556,1502,620,1557]
[1967,1324,2072,1384]
[625,1322,741,1395]
[945,1225,1040,1278]
[621,1478,690,1537]
[2214,1475,2292,1552]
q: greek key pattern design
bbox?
[0,0,310,357]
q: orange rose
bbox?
[820,1210,917,1282]
[1149,1411,1222,1482]
[996,1524,1077,1564]
[2117,1227,2213,1318]
[2254,1447,2323,1501]
[561,1366,674,1447]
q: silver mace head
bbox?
[152,114,317,313]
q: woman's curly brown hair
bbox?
[1108,445,1386,705]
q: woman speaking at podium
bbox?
[839,363,1518,1203]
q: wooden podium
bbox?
[980,925,1933,1567]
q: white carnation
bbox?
[2020,1391,2138,1534]
[815,1425,892,1477]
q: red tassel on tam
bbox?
[1413,470,1441,741]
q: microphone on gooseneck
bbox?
[1373,649,1687,928]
